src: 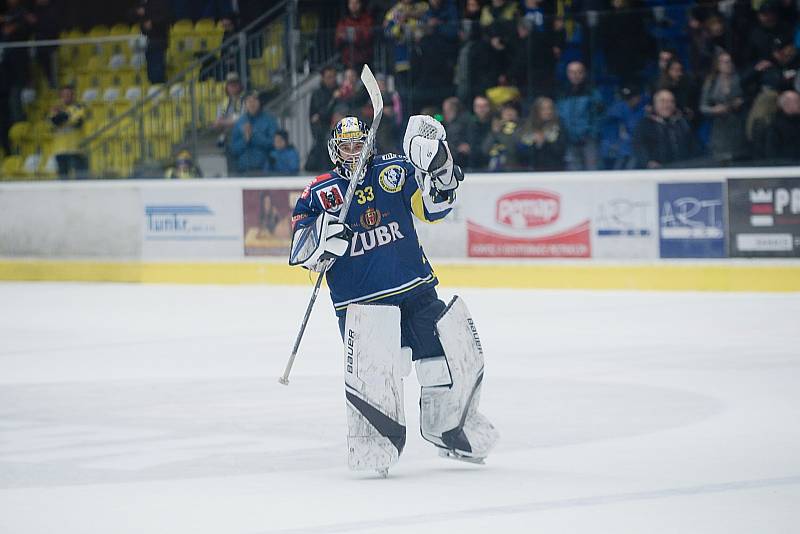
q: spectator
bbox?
[214,72,245,148]
[441,96,471,167]
[334,67,369,118]
[689,13,731,79]
[699,51,746,163]
[137,0,172,84]
[265,130,300,175]
[384,0,428,114]
[375,99,403,154]
[230,91,278,175]
[746,37,800,95]
[508,16,562,100]
[600,85,646,170]
[482,102,522,171]
[764,90,800,161]
[518,96,566,171]
[2,0,32,123]
[465,95,494,169]
[745,1,792,66]
[480,0,519,85]
[28,0,60,88]
[48,85,88,179]
[306,66,339,172]
[556,61,603,170]
[599,0,655,86]
[652,59,699,126]
[633,89,698,168]
[335,0,375,70]
[455,2,496,107]
[411,0,460,112]
[165,150,203,179]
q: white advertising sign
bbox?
[591,181,659,259]
[413,202,467,258]
[141,186,244,259]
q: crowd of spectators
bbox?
[311,0,800,172]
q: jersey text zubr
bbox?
[292,154,452,315]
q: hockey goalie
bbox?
[289,114,498,476]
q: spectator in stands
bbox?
[699,51,746,163]
[334,67,369,118]
[508,16,562,101]
[165,149,203,179]
[265,130,300,175]
[745,1,793,66]
[214,72,245,148]
[518,96,566,171]
[230,91,278,175]
[764,90,800,161]
[633,89,698,169]
[689,13,731,79]
[652,59,699,127]
[745,36,800,95]
[384,0,428,114]
[599,0,655,86]
[335,0,375,70]
[48,85,88,179]
[375,98,403,154]
[28,0,60,88]
[556,61,602,170]
[411,0,460,112]
[482,102,522,171]
[480,0,519,86]
[442,96,471,167]
[455,1,496,107]
[600,85,646,170]
[137,0,172,84]
[465,94,494,169]
[1,0,32,123]
[306,66,339,172]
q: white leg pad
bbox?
[415,356,452,387]
[344,304,406,472]
[419,296,499,459]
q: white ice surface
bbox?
[0,282,799,533]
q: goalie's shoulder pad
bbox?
[301,171,339,199]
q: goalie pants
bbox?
[337,288,446,361]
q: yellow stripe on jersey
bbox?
[334,275,437,311]
[410,189,444,224]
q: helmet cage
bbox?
[328,117,372,172]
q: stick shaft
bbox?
[279,268,326,385]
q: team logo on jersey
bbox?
[317,184,344,212]
[360,207,382,229]
[378,165,405,193]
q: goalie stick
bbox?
[279,64,384,386]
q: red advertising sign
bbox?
[466,185,591,258]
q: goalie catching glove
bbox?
[289,212,353,272]
[403,115,463,198]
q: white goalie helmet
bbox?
[328,116,372,172]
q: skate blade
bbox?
[438,449,485,464]
[376,468,389,478]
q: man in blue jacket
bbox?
[556,61,603,170]
[230,91,277,175]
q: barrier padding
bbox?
[1,260,799,292]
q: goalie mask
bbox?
[328,116,372,173]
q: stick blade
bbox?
[360,64,383,126]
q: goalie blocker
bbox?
[342,294,498,475]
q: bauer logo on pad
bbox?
[317,184,344,212]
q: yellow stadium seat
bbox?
[38,154,58,179]
[88,25,110,38]
[195,18,216,34]
[1,156,24,180]
[110,24,131,36]
[172,19,194,34]
[105,70,135,88]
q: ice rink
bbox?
[1,281,799,533]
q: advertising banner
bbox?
[465,182,591,258]
[242,188,302,256]
[728,177,800,257]
[141,187,244,259]
[591,182,659,259]
[658,182,725,258]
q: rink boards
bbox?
[1,168,799,291]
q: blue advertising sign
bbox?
[658,182,725,258]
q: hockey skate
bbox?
[437,447,486,465]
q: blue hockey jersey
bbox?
[291,154,454,316]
